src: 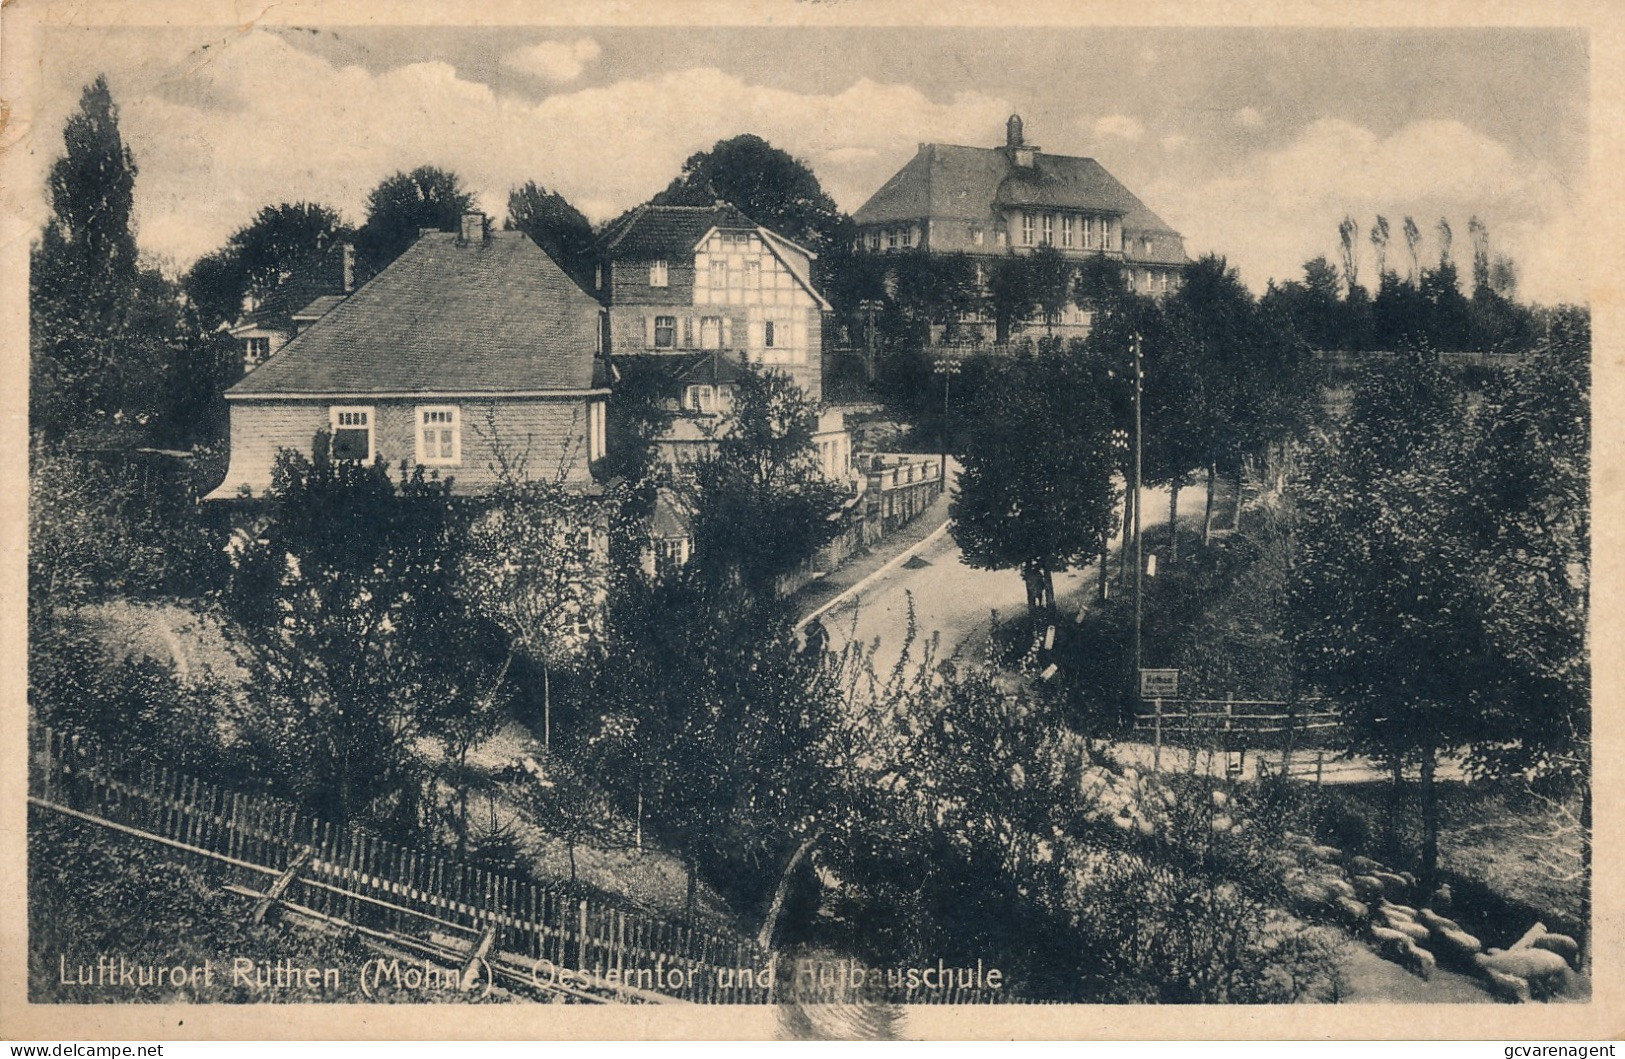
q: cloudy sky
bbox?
[13,24,1589,303]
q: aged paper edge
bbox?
[0,0,1619,1041]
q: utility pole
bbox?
[933,357,960,483]
[1132,331,1144,703]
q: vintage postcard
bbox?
[0,0,1618,1041]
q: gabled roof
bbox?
[615,351,748,391]
[227,231,605,398]
[291,294,347,322]
[597,203,759,259]
[854,142,1184,241]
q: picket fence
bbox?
[29,726,1006,1005]
[28,725,774,1003]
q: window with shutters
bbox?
[654,316,676,349]
[330,406,375,463]
[649,260,669,287]
[416,405,460,466]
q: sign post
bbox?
[1139,668,1179,700]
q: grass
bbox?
[29,810,498,1004]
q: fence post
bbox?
[1152,698,1162,774]
[577,899,589,971]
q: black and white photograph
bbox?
[1,1,1609,1041]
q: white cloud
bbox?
[1235,106,1265,128]
[1160,133,1189,153]
[502,38,602,84]
[1146,117,1583,304]
[1092,114,1145,142]
[14,32,1011,270]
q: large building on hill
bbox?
[851,115,1189,325]
[208,213,610,499]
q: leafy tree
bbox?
[1419,261,1472,351]
[652,133,844,252]
[1027,245,1075,332]
[31,76,144,436]
[1260,256,1342,350]
[1401,216,1423,281]
[506,180,595,290]
[224,440,503,835]
[459,469,611,753]
[1291,351,1487,886]
[1369,215,1391,277]
[950,340,1120,623]
[184,202,348,330]
[586,572,838,915]
[1460,308,1589,786]
[1337,215,1359,293]
[357,166,475,272]
[687,365,844,598]
[986,254,1038,344]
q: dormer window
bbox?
[244,336,271,369]
[649,259,669,287]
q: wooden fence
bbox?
[1133,697,1342,773]
[29,726,1007,1004]
[29,725,772,1003]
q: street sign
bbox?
[1140,668,1179,699]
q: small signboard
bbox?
[1140,668,1180,699]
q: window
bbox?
[745,259,761,287]
[1021,212,1035,246]
[710,258,728,287]
[649,259,668,287]
[684,384,716,413]
[1158,271,1170,293]
[764,320,777,348]
[588,399,606,462]
[901,226,913,249]
[416,405,460,466]
[700,316,723,350]
[330,406,374,463]
[244,336,271,368]
[654,315,676,349]
[971,226,985,247]
[682,315,695,348]
[1061,215,1076,248]
[654,537,689,575]
[868,230,881,251]
[886,228,898,251]
[1084,216,1095,248]
[1041,213,1054,245]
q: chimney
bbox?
[1006,113,1024,148]
[340,242,355,294]
[459,211,487,244]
